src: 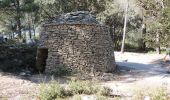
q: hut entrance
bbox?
[36,48,48,73]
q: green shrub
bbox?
[68,80,112,96]
[38,81,68,100]
[69,80,99,95]
[97,87,112,96]
[38,80,113,100]
[134,87,170,100]
[151,87,169,100]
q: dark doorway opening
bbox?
[36,48,48,73]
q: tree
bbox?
[104,0,143,51]
[121,0,129,53]
[136,0,168,53]
[34,0,111,20]
[0,0,39,40]
[22,0,39,39]
[0,0,22,39]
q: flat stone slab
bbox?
[48,11,99,24]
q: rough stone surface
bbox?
[48,11,98,24]
[38,11,116,74]
[0,45,37,73]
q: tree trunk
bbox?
[14,0,22,39]
[109,26,114,43]
[27,13,32,39]
[8,34,11,39]
[29,13,36,38]
[12,32,15,39]
[141,23,146,50]
[10,34,12,39]
[155,0,164,54]
[156,30,161,54]
[30,13,36,38]
[28,23,32,39]
[160,0,164,8]
[33,24,36,37]
[16,16,22,39]
[121,0,128,53]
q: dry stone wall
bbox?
[38,11,116,74]
[0,45,37,73]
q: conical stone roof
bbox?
[48,11,99,24]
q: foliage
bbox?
[0,45,37,73]
[38,80,112,100]
[69,80,98,94]
[0,0,170,51]
[34,0,111,20]
[3,39,17,45]
[68,80,112,95]
[137,0,170,50]
[134,87,170,100]
[97,86,112,96]
[39,81,69,100]
[0,0,39,39]
[103,0,145,51]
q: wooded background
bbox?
[0,0,170,53]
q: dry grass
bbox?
[38,80,113,100]
[134,86,170,100]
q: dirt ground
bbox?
[0,52,170,99]
[104,52,170,98]
[0,73,68,100]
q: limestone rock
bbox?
[38,11,116,74]
[48,11,98,24]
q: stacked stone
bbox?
[38,24,48,48]
[0,45,37,72]
[48,11,98,24]
[38,11,116,74]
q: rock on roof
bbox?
[48,11,99,24]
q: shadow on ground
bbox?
[116,59,170,83]
[0,71,71,85]
[1,57,170,85]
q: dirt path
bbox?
[0,73,68,100]
[0,73,38,100]
[1,52,170,99]
[102,52,170,98]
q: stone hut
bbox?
[37,11,116,74]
